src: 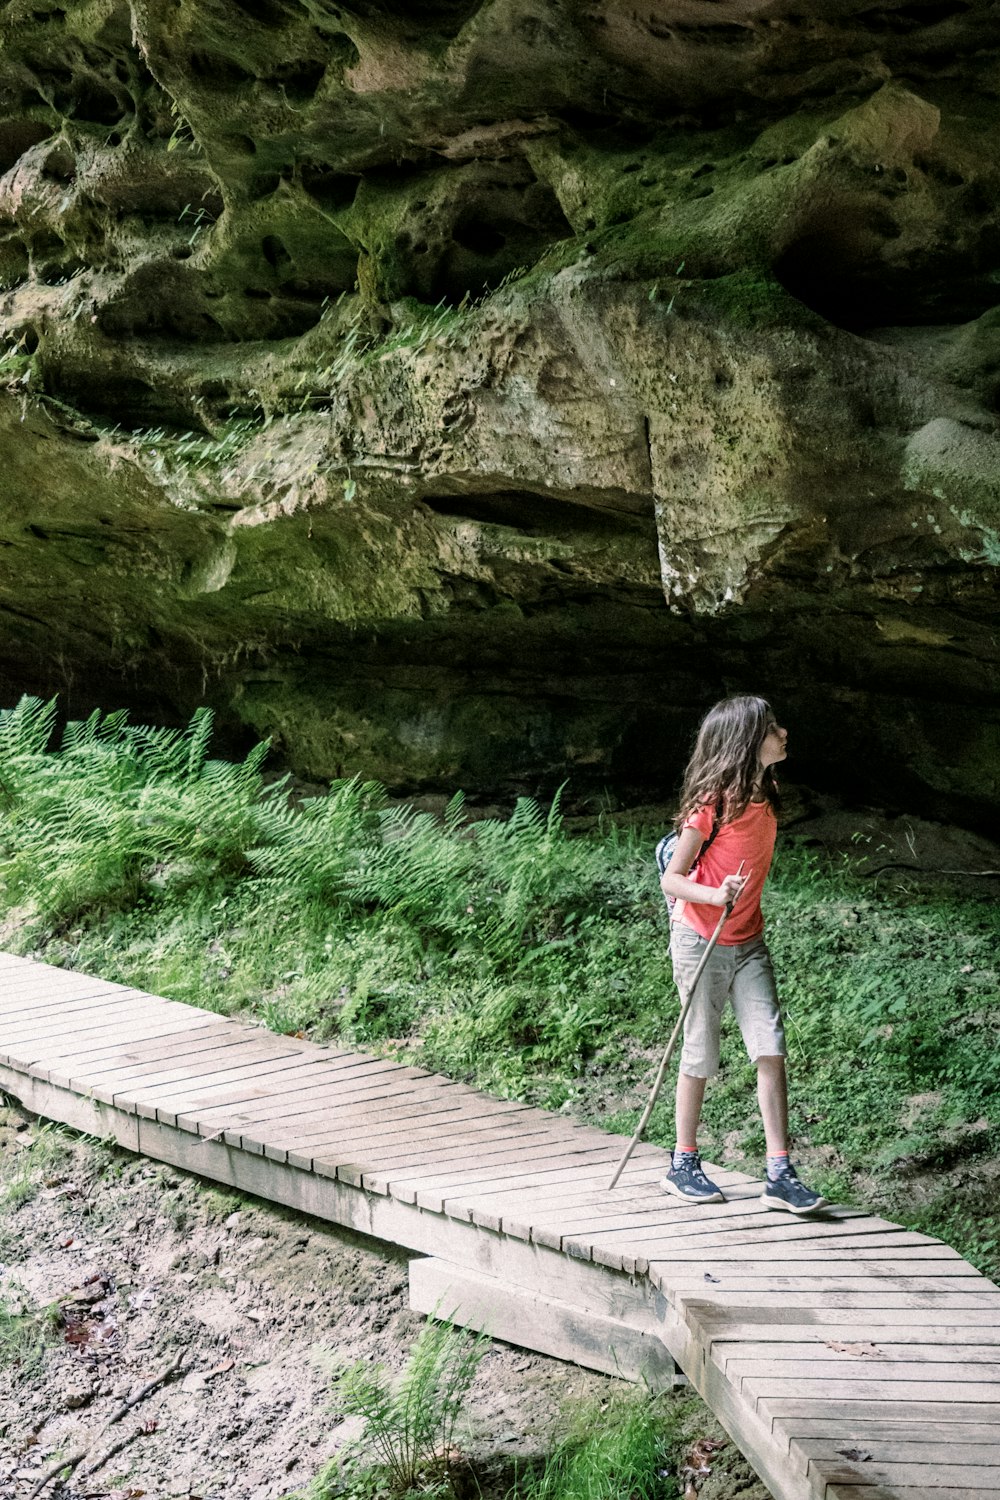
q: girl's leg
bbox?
[756,1054,788,1156]
[675,1070,708,1150]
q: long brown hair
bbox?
[675,695,781,830]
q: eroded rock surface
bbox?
[0,2,998,821]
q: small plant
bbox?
[322,1317,487,1498]
[0,1120,72,1209]
[513,1391,678,1500]
[0,1285,52,1378]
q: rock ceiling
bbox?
[0,1,998,822]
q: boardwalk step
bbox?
[408,1255,685,1390]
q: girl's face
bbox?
[758,715,788,770]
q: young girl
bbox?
[659,694,824,1213]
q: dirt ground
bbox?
[0,1105,769,1500]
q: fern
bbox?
[0,700,275,921]
[328,1316,487,1497]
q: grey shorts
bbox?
[670,923,786,1078]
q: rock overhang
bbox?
[0,0,998,825]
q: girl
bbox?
[659,694,824,1213]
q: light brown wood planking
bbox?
[1,950,998,1500]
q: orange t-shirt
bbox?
[675,799,777,945]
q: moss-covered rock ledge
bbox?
[0,3,998,823]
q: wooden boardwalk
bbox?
[2,950,999,1500]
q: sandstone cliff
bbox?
[1,1,998,823]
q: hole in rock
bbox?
[453,219,506,256]
[0,119,53,174]
[21,327,40,354]
[249,171,281,198]
[72,80,124,124]
[267,59,326,102]
[423,489,646,535]
[42,146,76,183]
[277,276,330,301]
[38,256,84,284]
[772,201,906,331]
[233,0,294,24]
[853,1,970,33]
[427,174,573,305]
[301,164,358,211]
[244,286,272,298]
[262,234,293,270]
[190,51,255,86]
[49,372,166,425]
[339,0,481,36]
[226,133,257,156]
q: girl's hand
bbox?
[713,873,747,906]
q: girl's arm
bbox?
[660,826,746,907]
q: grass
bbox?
[513,1391,680,1500]
[0,1120,73,1212]
[0,696,997,1280]
[0,1283,54,1378]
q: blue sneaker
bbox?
[762,1162,826,1214]
[662,1152,724,1204]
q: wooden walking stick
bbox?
[606,862,745,1191]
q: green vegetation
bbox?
[309,1319,488,1500]
[0,696,997,1279]
[515,1392,680,1500]
[0,1119,73,1213]
[0,1284,54,1378]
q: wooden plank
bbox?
[409,1256,681,1391]
[111,1062,374,1122]
[0,974,130,1004]
[690,1304,1000,1331]
[118,1046,319,1101]
[385,1146,666,1206]
[486,1191,864,1233]
[677,1290,1000,1310]
[263,1112,561,1162]
[257,1093,531,1140]
[665,1275,989,1294]
[653,1258,981,1278]
[1,1005,202,1062]
[798,1438,1000,1465]
[345,1137,628,1194]
[828,1487,1000,1499]
[189,1072,468,1125]
[60,1028,357,1078]
[263,1108,560,1159]
[709,1326,1000,1350]
[0,995,161,1039]
[788,1421,1000,1445]
[109,1047,343,1101]
[141,1054,429,1113]
[345,1127,607,1183]
[255,1101,543,1169]
[1,985,157,1019]
[177,1075,467,1136]
[749,1377,1000,1403]
[643,1243,960,1262]
[817,1462,1000,1489]
[0,977,168,1010]
[730,1356,1000,1385]
[225,1090,508,1146]
[718,1341,1000,1366]
[568,1211,892,1251]
[41,1018,253,1068]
